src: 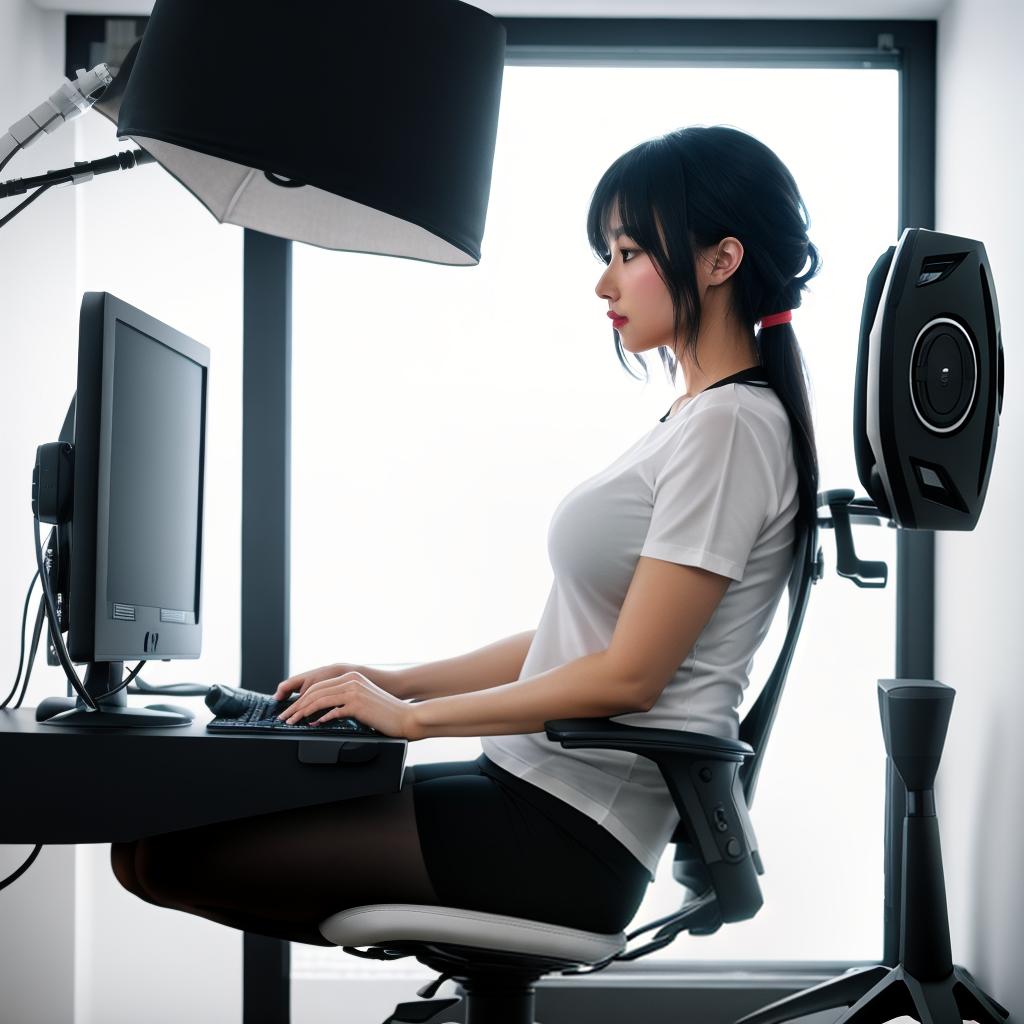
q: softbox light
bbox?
[94,0,506,265]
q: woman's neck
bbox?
[677,348,759,399]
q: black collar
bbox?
[659,366,770,423]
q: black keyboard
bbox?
[205,684,378,736]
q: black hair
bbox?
[586,124,822,534]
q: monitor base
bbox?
[37,698,191,728]
[37,661,192,727]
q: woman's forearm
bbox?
[407,649,650,739]
[390,629,537,701]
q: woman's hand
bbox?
[274,662,406,701]
[275,669,421,739]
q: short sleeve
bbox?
[640,405,776,582]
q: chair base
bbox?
[383,983,544,1024]
[382,995,463,1024]
[386,942,573,1024]
[734,962,1010,1024]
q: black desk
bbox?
[0,706,408,1020]
[0,708,407,842]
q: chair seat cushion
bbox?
[319,903,626,964]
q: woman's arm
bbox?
[275,644,648,738]
[406,649,650,739]
[384,629,537,701]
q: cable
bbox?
[123,661,145,687]
[2,572,39,708]
[0,181,57,230]
[0,845,43,893]
[0,147,155,200]
[0,149,155,232]
[29,526,145,705]
[128,677,212,697]
[32,516,97,710]
[15,596,46,711]
[99,660,147,702]
[13,531,197,707]
[0,109,60,176]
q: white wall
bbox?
[933,0,1023,1017]
[0,3,78,1023]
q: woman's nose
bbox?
[595,267,616,301]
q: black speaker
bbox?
[854,227,1004,529]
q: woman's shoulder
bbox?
[694,384,794,453]
[692,381,787,423]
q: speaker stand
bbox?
[735,680,1009,1024]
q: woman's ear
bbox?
[704,237,745,282]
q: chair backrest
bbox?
[738,521,822,808]
[547,519,824,936]
[666,521,822,853]
[659,521,822,935]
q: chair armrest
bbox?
[544,718,754,762]
[544,716,763,924]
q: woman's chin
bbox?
[621,336,654,354]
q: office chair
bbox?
[318,521,822,1024]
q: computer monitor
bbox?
[32,291,209,728]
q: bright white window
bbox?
[291,62,899,973]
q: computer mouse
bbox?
[145,703,195,720]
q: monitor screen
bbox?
[67,291,210,665]
[105,320,204,622]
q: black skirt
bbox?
[410,753,652,934]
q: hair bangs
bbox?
[587,144,665,265]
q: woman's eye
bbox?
[599,247,639,265]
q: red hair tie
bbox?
[759,310,793,329]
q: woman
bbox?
[110,124,821,946]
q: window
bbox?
[291,62,899,971]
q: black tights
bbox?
[109,777,438,947]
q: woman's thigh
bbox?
[411,757,650,934]
[109,757,649,938]
[111,773,438,922]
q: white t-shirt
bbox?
[481,379,800,878]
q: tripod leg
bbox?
[903,972,966,1024]
[835,968,916,1023]
[733,966,889,1024]
[951,964,1010,1022]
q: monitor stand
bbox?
[38,662,192,728]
